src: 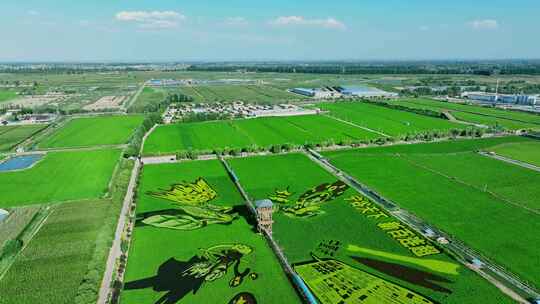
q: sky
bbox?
[1,0,539,62]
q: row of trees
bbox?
[169,127,499,160]
[187,62,540,75]
[124,113,162,158]
[362,99,444,119]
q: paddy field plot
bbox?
[318,102,465,136]
[0,149,120,207]
[0,124,47,151]
[392,98,540,130]
[143,114,379,155]
[228,153,512,304]
[0,90,18,103]
[121,160,299,304]
[129,87,166,113]
[323,138,540,289]
[487,139,540,167]
[39,115,143,148]
[179,84,299,103]
[0,200,116,304]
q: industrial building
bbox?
[289,88,341,99]
[290,86,398,99]
[339,86,399,98]
[461,92,538,106]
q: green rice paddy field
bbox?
[488,140,540,167]
[0,90,18,103]
[121,160,300,304]
[228,153,512,303]
[318,101,465,136]
[322,137,540,289]
[143,114,379,155]
[391,98,540,130]
[0,200,116,304]
[179,84,300,103]
[129,87,166,112]
[0,149,120,207]
[0,124,47,151]
[39,115,143,148]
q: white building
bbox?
[461,92,538,105]
[290,88,342,99]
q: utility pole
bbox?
[495,79,500,102]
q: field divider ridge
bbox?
[478,151,540,173]
[323,113,391,138]
[399,153,540,216]
[303,147,538,303]
[218,155,319,304]
[0,205,53,281]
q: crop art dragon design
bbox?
[268,181,349,218]
[124,243,258,304]
[137,178,237,230]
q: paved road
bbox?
[479,151,540,173]
[97,160,141,304]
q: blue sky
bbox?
[1,0,539,61]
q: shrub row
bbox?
[167,127,500,160]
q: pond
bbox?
[0,154,44,172]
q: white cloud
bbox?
[419,26,430,31]
[468,19,499,30]
[223,17,249,26]
[27,10,40,16]
[115,10,185,29]
[270,16,346,30]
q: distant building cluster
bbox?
[290,86,398,99]
[399,86,487,93]
[461,92,538,105]
[1,109,56,126]
[162,102,319,124]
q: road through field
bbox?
[479,151,540,173]
[324,114,391,137]
[124,84,145,110]
[97,159,140,304]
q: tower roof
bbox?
[255,199,273,208]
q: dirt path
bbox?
[124,84,145,110]
[479,151,540,173]
[324,114,391,138]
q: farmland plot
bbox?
[392,98,540,130]
[319,102,464,136]
[229,153,512,304]
[0,149,120,207]
[488,140,540,167]
[39,115,143,148]
[179,84,299,103]
[143,115,379,155]
[0,90,18,103]
[128,87,166,112]
[0,124,47,151]
[323,138,540,289]
[0,200,116,304]
[121,160,299,304]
